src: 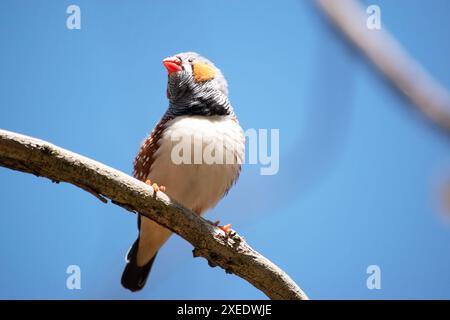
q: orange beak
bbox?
[163,57,183,75]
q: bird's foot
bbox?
[207,220,232,234]
[145,179,166,193]
[220,224,232,235]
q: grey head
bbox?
[162,52,233,117]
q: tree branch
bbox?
[0,129,308,300]
[317,0,450,135]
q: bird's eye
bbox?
[188,58,194,63]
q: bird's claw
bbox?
[145,179,166,193]
[207,220,233,235]
[207,220,240,243]
[219,223,232,235]
[206,220,232,236]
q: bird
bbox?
[121,52,245,292]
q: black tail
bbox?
[121,238,158,292]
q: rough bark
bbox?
[0,129,308,300]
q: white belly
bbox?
[148,115,244,214]
[136,115,244,265]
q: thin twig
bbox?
[317,0,450,134]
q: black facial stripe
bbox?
[166,72,233,117]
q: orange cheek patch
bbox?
[193,63,216,82]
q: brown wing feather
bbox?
[133,116,171,181]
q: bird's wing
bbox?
[122,115,172,292]
[133,115,172,181]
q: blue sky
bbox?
[1,0,450,299]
